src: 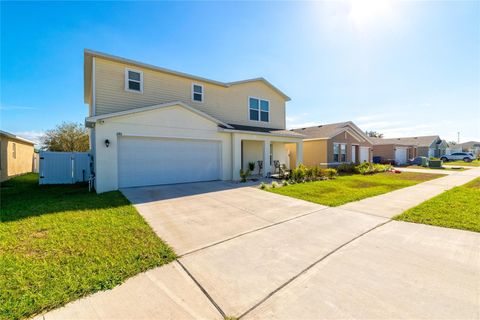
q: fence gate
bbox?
[39,151,91,185]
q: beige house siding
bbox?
[94,58,286,129]
[0,135,35,182]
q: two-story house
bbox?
[84,50,303,193]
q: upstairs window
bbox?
[192,84,203,102]
[125,68,143,93]
[249,97,269,122]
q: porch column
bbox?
[296,141,303,167]
[263,140,271,177]
[232,134,242,180]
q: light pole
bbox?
[457,132,460,144]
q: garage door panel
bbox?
[395,147,408,165]
[118,137,221,188]
[360,147,369,163]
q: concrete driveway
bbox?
[41,171,480,320]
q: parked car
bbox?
[440,152,475,162]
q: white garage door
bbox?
[118,136,221,188]
[360,147,370,163]
[395,147,408,165]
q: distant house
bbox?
[371,138,417,165]
[287,121,373,168]
[372,135,447,164]
[458,141,480,156]
[0,130,37,182]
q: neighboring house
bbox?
[371,138,417,165]
[457,141,480,156]
[84,50,303,193]
[286,122,373,168]
[0,130,37,182]
[372,135,447,164]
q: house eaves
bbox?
[85,101,233,129]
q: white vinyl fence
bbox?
[39,151,92,185]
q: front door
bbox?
[351,145,357,163]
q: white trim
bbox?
[117,132,223,142]
[124,68,144,94]
[218,128,302,139]
[191,83,204,103]
[248,96,270,123]
[85,101,233,129]
[0,130,36,145]
[92,57,96,116]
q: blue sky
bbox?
[1,1,479,144]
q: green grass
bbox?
[394,178,480,232]
[442,159,480,167]
[267,172,445,207]
[0,174,176,320]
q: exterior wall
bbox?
[0,135,35,182]
[94,58,287,129]
[242,140,263,172]
[417,146,430,157]
[93,104,232,193]
[272,142,289,169]
[372,144,395,161]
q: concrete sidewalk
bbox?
[341,167,480,218]
[37,168,480,320]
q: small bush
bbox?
[260,182,267,189]
[282,180,289,186]
[355,162,393,175]
[325,168,338,179]
[248,162,255,171]
[239,169,250,182]
[271,182,278,188]
[337,163,356,173]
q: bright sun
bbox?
[348,0,394,28]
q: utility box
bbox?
[420,157,429,167]
[429,159,443,169]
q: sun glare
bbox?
[348,0,394,28]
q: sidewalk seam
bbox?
[238,219,393,319]
[179,206,330,257]
[177,260,227,319]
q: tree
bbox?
[41,122,89,152]
[448,141,457,146]
[365,131,384,138]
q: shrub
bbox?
[337,163,356,173]
[248,162,255,171]
[239,169,250,182]
[260,182,267,189]
[325,168,337,179]
[291,164,307,183]
[271,181,278,188]
[282,180,289,186]
[355,162,393,175]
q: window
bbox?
[249,97,269,122]
[125,68,143,93]
[192,84,203,102]
[333,143,346,162]
[12,142,16,159]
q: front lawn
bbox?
[267,172,444,207]
[443,159,480,167]
[0,174,176,320]
[394,178,480,232]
